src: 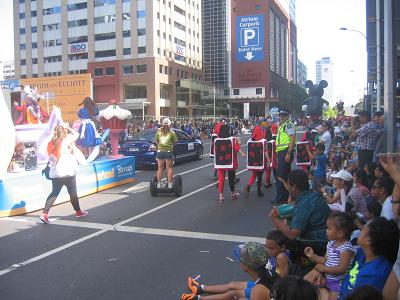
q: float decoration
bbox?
[303,80,330,121]
[98,99,132,156]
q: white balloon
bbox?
[0,90,16,179]
[323,104,328,111]
[302,105,308,112]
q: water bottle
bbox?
[277,204,294,219]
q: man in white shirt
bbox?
[371,176,395,220]
[316,124,332,156]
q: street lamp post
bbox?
[142,101,151,121]
[213,86,216,119]
[339,27,370,110]
[339,27,366,39]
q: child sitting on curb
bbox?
[181,242,279,300]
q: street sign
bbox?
[236,14,265,63]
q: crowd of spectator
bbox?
[179,110,400,300]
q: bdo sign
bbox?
[69,42,88,54]
[236,14,264,63]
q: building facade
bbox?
[14,0,204,119]
[202,0,230,87]
[316,56,334,104]
[297,58,307,88]
[366,0,399,114]
[230,0,297,117]
[0,61,16,80]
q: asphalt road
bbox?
[0,136,278,300]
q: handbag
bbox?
[42,161,51,180]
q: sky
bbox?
[0,0,366,106]
[296,0,367,106]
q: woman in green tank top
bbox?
[155,118,178,188]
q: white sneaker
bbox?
[157,182,161,189]
[168,182,173,189]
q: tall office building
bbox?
[202,0,230,87]
[14,0,203,119]
[230,0,297,117]
[297,58,307,88]
[366,0,399,113]
[276,0,296,23]
[276,0,297,83]
[316,57,334,104]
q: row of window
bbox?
[232,88,263,96]
[94,64,147,77]
[157,64,201,80]
[232,4,263,12]
[68,19,87,28]
[94,49,136,57]
[157,0,199,10]
[20,70,87,79]
[156,13,199,26]
[20,27,38,34]
[19,2,86,17]
[43,23,61,32]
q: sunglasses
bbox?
[371,185,381,189]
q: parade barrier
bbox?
[0,156,135,217]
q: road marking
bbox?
[3,217,264,247]
[0,229,108,276]
[177,163,213,175]
[115,225,264,243]
[122,182,149,193]
[115,168,247,227]
[0,169,249,277]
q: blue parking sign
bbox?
[236,14,265,63]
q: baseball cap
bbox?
[315,125,324,132]
[279,110,289,116]
[162,118,171,126]
[331,170,353,182]
[373,111,384,117]
[233,242,267,270]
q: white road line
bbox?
[3,217,263,247]
[0,229,108,276]
[0,169,249,277]
[177,163,213,175]
[115,168,247,227]
[122,182,149,193]
[115,226,264,244]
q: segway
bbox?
[150,175,182,197]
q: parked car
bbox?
[119,128,203,167]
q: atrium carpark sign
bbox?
[236,14,265,63]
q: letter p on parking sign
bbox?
[241,28,258,47]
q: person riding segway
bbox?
[150,118,182,196]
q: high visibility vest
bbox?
[276,121,294,152]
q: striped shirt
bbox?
[355,121,380,151]
[325,240,356,282]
